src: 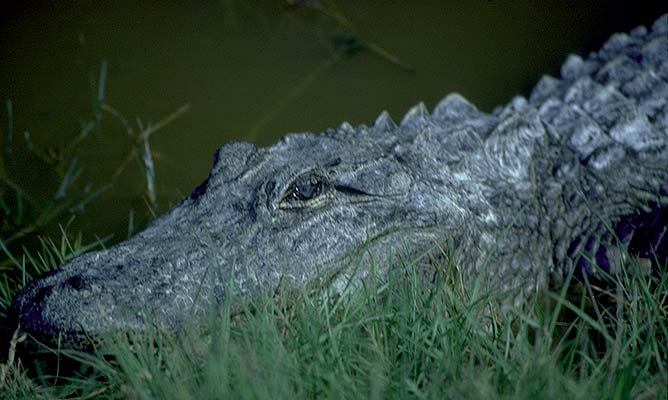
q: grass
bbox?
[0,234,666,399]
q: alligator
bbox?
[10,15,668,347]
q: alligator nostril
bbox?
[65,275,85,290]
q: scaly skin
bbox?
[11,15,668,347]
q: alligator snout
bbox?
[11,268,84,341]
[10,244,199,346]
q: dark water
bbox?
[0,1,665,242]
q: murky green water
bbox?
[0,1,664,241]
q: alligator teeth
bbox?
[373,110,397,132]
[400,102,429,126]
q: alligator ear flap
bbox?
[432,94,482,125]
[400,102,429,127]
[211,141,258,182]
[372,111,397,134]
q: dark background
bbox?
[0,1,665,242]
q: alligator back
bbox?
[502,16,668,279]
[399,15,668,288]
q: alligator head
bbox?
[11,114,499,345]
[11,15,668,346]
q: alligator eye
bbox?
[290,176,323,201]
[281,173,327,207]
